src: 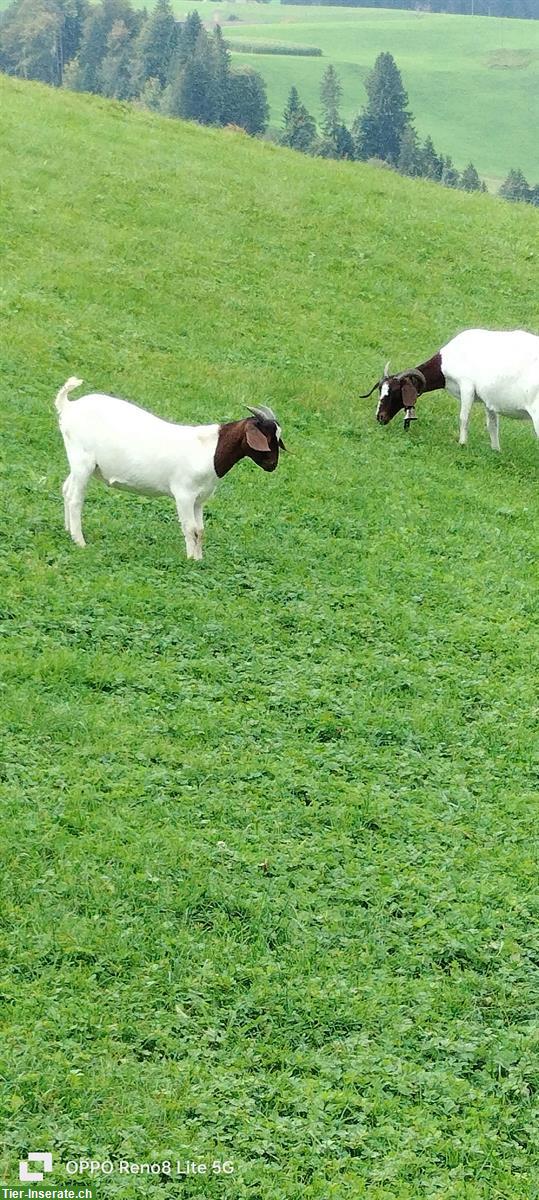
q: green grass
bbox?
[1,74,539,1199]
[166,1,539,185]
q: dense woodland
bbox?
[284,0,539,17]
[0,0,270,132]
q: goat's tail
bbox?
[55,376,83,415]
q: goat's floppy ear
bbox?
[278,436,287,451]
[402,377,418,430]
[402,378,418,409]
[245,421,272,453]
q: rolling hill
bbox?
[1,73,539,1199]
[168,0,539,186]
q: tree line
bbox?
[284,0,539,18]
[280,56,466,179]
[0,0,270,134]
[279,52,538,206]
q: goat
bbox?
[361,329,539,449]
[55,378,286,559]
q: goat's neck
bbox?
[214,420,248,478]
[416,352,446,394]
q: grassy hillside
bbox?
[1,74,539,1200]
[165,0,539,185]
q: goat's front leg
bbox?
[458,384,475,446]
[62,477,71,531]
[486,408,500,452]
[192,500,204,562]
[173,492,199,560]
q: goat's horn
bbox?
[359,380,381,398]
[394,367,426,390]
[408,369,426,391]
[384,360,391,377]
[246,404,278,423]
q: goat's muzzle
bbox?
[260,454,279,472]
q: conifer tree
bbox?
[61,0,88,69]
[163,7,203,110]
[499,168,531,203]
[315,122,354,160]
[280,86,316,153]
[320,64,342,139]
[138,75,163,110]
[224,66,269,135]
[130,0,177,92]
[99,17,137,98]
[70,0,137,93]
[353,52,411,164]
[333,123,354,159]
[397,125,421,176]
[211,24,230,123]
[70,0,110,91]
[316,64,353,158]
[460,161,482,191]
[177,9,202,64]
[441,155,460,187]
[167,28,220,124]
[420,135,443,181]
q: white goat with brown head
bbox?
[362,329,539,449]
[55,378,285,559]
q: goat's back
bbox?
[442,329,539,410]
[59,392,220,496]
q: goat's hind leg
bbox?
[529,402,539,440]
[486,408,500,452]
[63,453,94,547]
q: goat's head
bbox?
[244,405,286,472]
[361,363,426,430]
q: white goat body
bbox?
[371,328,539,450]
[55,378,282,558]
[441,329,539,449]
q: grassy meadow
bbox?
[164,1,539,186]
[1,73,539,1199]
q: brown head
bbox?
[361,362,427,430]
[214,404,286,478]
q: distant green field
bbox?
[2,73,539,1199]
[167,1,538,185]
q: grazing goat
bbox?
[361,329,539,449]
[55,378,285,559]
